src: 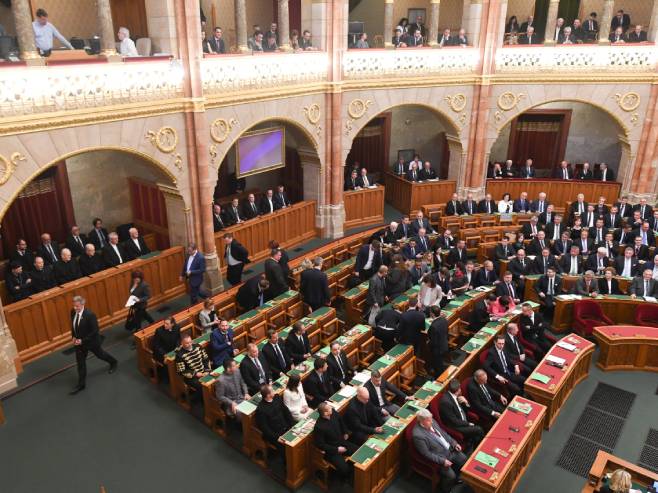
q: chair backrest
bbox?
[575,299,602,318]
[136,38,152,56]
[460,377,472,398]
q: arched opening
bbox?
[346,104,462,182]
[0,149,177,268]
[213,119,322,207]
[490,100,626,178]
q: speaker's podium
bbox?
[384,172,456,215]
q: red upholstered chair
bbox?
[573,299,614,336]
[459,378,480,424]
[405,418,441,491]
[635,304,658,327]
[516,330,537,360]
[478,348,509,397]
[429,394,466,447]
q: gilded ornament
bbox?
[303,104,322,125]
[497,92,525,111]
[210,118,238,143]
[0,152,25,186]
[347,99,372,119]
[444,94,467,113]
[146,127,179,153]
[209,145,219,168]
[614,92,641,112]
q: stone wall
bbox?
[388,105,446,170]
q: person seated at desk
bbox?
[488,295,515,318]
[393,157,407,176]
[494,236,516,266]
[446,240,468,267]
[209,318,238,369]
[531,192,549,215]
[630,269,658,298]
[344,169,359,190]
[212,204,226,232]
[262,329,292,379]
[489,162,504,179]
[175,333,211,394]
[631,236,651,262]
[513,191,531,213]
[647,254,658,280]
[498,192,513,213]
[215,358,250,418]
[555,160,572,180]
[507,249,532,295]
[435,229,455,251]
[519,303,551,355]
[256,384,294,452]
[552,231,574,257]
[123,227,150,261]
[601,233,619,260]
[365,368,412,417]
[306,357,333,408]
[355,167,373,188]
[573,270,599,297]
[198,299,220,334]
[591,219,607,246]
[505,322,537,372]
[259,189,276,215]
[380,221,399,246]
[283,373,313,421]
[439,378,484,453]
[241,193,261,220]
[468,369,507,421]
[627,24,647,43]
[30,256,56,294]
[577,162,594,180]
[629,210,644,230]
[597,468,633,493]
[539,204,556,226]
[326,341,354,391]
[519,158,535,179]
[53,248,82,285]
[634,221,655,248]
[599,267,622,295]
[532,247,559,275]
[496,272,521,305]
[561,245,584,275]
[528,230,549,256]
[78,244,104,276]
[5,262,32,302]
[419,161,437,181]
[534,266,562,319]
[445,193,464,216]
[522,215,542,240]
[414,227,433,253]
[596,162,615,182]
[479,193,496,214]
[10,238,35,272]
[412,408,467,493]
[345,386,385,446]
[461,193,478,215]
[406,161,420,182]
[502,159,516,178]
[476,260,498,286]
[102,232,126,267]
[586,247,611,274]
[609,26,625,43]
[484,334,526,396]
[412,210,435,234]
[408,258,425,285]
[614,246,640,278]
[224,198,244,225]
[314,402,359,482]
[65,226,87,258]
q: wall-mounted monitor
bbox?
[236,127,285,178]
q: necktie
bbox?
[274,344,285,369]
[540,240,545,249]
[432,427,451,450]
[644,281,649,297]
[254,357,265,382]
[335,354,345,378]
[74,312,81,332]
[571,257,577,275]
[499,350,509,374]
[97,230,105,248]
[234,207,240,221]
[608,281,612,293]
[563,169,567,179]
[76,237,83,249]
[258,290,264,306]
[548,278,554,295]
[454,395,466,421]
[487,202,491,213]
[543,258,547,272]
[413,171,416,180]
[252,203,257,213]
[508,283,514,298]
[481,384,492,403]
[47,244,56,262]
[363,176,369,187]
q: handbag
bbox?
[124,307,137,331]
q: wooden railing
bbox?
[383,173,456,215]
[214,201,317,272]
[343,187,385,230]
[486,179,622,204]
[5,247,186,364]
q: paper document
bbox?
[338,385,357,398]
[125,295,140,308]
[352,371,371,384]
[546,355,566,366]
[556,341,576,352]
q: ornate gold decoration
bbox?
[444,94,467,113]
[210,118,238,144]
[173,154,183,171]
[146,127,179,153]
[303,104,321,125]
[209,145,219,168]
[497,92,525,111]
[0,152,25,186]
[614,92,641,112]
[347,99,372,119]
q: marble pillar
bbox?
[384,0,394,48]
[630,83,658,201]
[234,0,249,53]
[13,0,41,63]
[428,0,441,47]
[96,0,118,57]
[446,135,468,195]
[0,297,18,395]
[145,0,178,55]
[278,0,291,50]
[310,0,329,51]
[649,0,658,42]
[467,0,483,47]
[598,0,615,44]
[496,0,507,47]
[543,0,560,45]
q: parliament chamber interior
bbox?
[2,1,658,492]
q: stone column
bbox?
[0,297,18,395]
[96,0,117,56]
[629,83,658,201]
[278,0,291,50]
[467,0,484,47]
[383,0,394,48]
[145,0,178,55]
[234,0,248,53]
[428,0,441,47]
[649,0,658,42]
[12,0,41,63]
[598,0,615,44]
[310,0,329,51]
[496,0,507,46]
[543,0,560,45]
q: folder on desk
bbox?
[475,451,499,468]
[530,372,551,384]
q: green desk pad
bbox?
[475,451,499,468]
[386,344,411,358]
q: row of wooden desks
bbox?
[593,325,658,372]
[553,294,655,332]
[523,274,633,305]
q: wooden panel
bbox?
[344,186,385,230]
[5,247,186,364]
[110,0,148,40]
[486,179,622,204]
[128,177,169,250]
[383,173,456,215]
[583,451,658,493]
[214,201,317,273]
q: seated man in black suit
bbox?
[259,189,276,215]
[53,248,82,285]
[212,204,226,232]
[475,260,498,287]
[224,198,243,225]
[239,343,272,395]
[634,198,653,220]
[534,266,562,319]
[496,272,521,305]
[527,230,549,256]
[461,193,478,216]
[102,233,126,267]
[65,226,87,258]
[261,329,292,379]
[626,24,647,42]
[123,227,150,261]
[631,235,651,261]
[445,193,463,216]
[88,218,109,251]
[241,193,261,220]
[494,236,516,267]
[326,341,354,391]
[305,357,333,408]
[518,25,540,44]
[560,245,584,275]
[505,323,537,372]
[30,256,56,294]
[629,269,658,298]
[285,321,312,364]
[355,168,373,188]
[478,193,496,214]
[483,335,526,396]
[345,386,386,446]
[518,158,535,178]
[273,185,292,209]
[507,249,531,297]
[585,247,611,275]
[411,210,434,234]
[37,233,60,266]
[439,379,484,453]
[544,214,564,241]
[552,231,573,257]
[344,169,359,190]
[363,369,411,417]
[572,270,599,297]
[446,240,468,267]
[406,162,421,182]
[9,238,35,272]
[614,246,639,278]
[5,262,32,301]
[555,160,572,180]
[236,276,271,310]
[576,162,594,180]
[467,369,507,421]
[78,244,104,276]
[596,162,615,181]
[521,215,542,239]
[519,303,552,355]
[532,247,559,275]
[314,402,359,481]
[255,384,294,451]
[418,161,437,181]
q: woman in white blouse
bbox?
[283,374,313,421]
[497,192,513,213]
[418,274,443,314]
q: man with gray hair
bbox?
[117,26,138,57]
[102,232,125,267]
[412,408,467,493]
[300,255,330,311]
[70,295,118,394]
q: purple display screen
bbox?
[237,128,284,178]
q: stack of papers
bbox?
[644,296,658,303]
[352,371,371,384]
[338,385,357,398]
[546,355,566,367]
[556,341,576,352]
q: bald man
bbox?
[344,386,385,445]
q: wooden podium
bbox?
[383,172,455,215]
[344,186,385,229]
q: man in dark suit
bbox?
[630,269,658,298]
[102,232,126,267]
[224,198,243,225]
[345,169,359,190]
[236,276,271,310]
[300,256,331,311]
[552,232,573,257]
[604,206,623,229]
[596,163,615,181]
[259,189,276,215]
[507,249,531,296]
[241,193,261,220]
[264,249,288,297]
[534,267,562,318]
[240,343,272,395]
[10,238,35,272]
[261,329,292,379]
[586,247,611,274]
[373,306,400,352]
[496,273,521,304]
[573,271,599,297]
[445,193,463,216]
[70,296,117,394]
[123,227,150,261]
[505,323,537,371]
[273,185,291,210]
[483,335,525,396]
[427,306,449,376]
[37,233,60,266]
[285,321,312,364]
[326,341,354,391]
[355,168,373,188]
[223,233,249,286]
[528,230,549,256]
[355,240,382,280]
[614,197,633,219]
[30,256,56,293]
[364,369,411,416]
[180,243,207,304]
[532,248,559,275]
[583,12,599,42]
[519,159,535,178]
[475,260,498,287]
[439,379,484,453]
[5,262,32,301]
[419,161,437,181]
[446,240,468,267]
[576,162,594,180]
[468,369,507,421]
[538,205,556,226]
[555,161,572,180]
[494,237,516,266]
[522,216,542,239]
[634,199,653,220]
[345,386,386,446]
[544,215,565,242]
[520,15,534,34]
[65,226,87,258]
[314,402,359,481]
[397,300,425,349]
[305,357,333,408]
[609,26,625,42]
[88,218,109,251]
[518,25,540,44]
[519,303,552,355]
[53,248,82,285]
[255,384,294,452]
[212,204,226,232]
[614,247,640,278]
[631,236,651,261]
[208,27,227,53]
[530,193,549,214]
[411,211,435,234]
[478,193,496,214]
[611,9,631,32]
[461,193,478,215]
[406,162,421,182]
[627,25,647,42]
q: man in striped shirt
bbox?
[175,333,210,393]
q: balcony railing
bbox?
[495,44,657,73]
[343,47,480,80]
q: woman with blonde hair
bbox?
[598,469,631,493]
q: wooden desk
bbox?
[524,275,632,304]
[214,201,317,274]
[583,450,658,493]
[553,294,645,332]
[383,173,455,215]
[6,247,186,364]
[486,179,621,204]
[344,186,385,230]
[593,325,658,372]
[524,334,595,429]
[461,396,547,493]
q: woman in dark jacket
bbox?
[385,256,412,301]
[128,270,154,332]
